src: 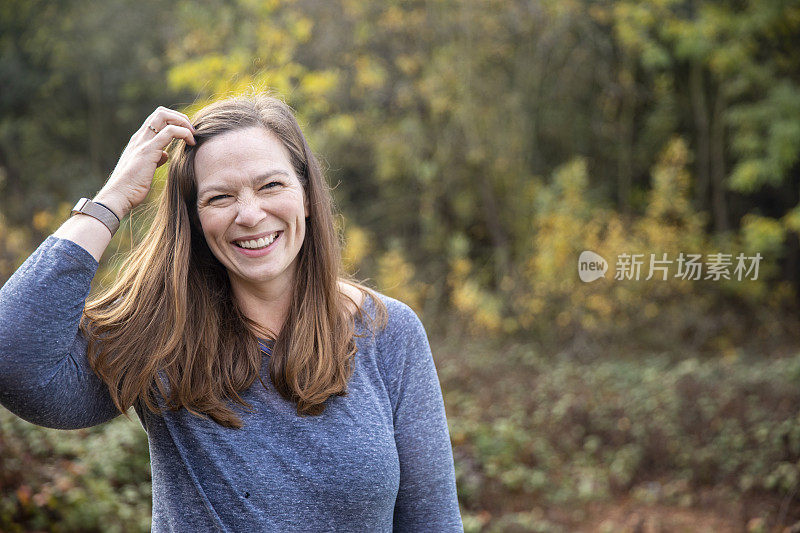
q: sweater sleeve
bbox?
[0,236,122,429]
[377,298,463,532]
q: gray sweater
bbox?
[0,236,463,532]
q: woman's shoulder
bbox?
[370,292,420,324]
[352,290,434,389]
[337,280,366,315]
[340,283,426,340]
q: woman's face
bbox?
[194,126,309,295]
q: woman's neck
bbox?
[229,277,294,338]
[230,276,366,338]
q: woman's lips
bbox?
[232,231,283,257]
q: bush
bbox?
[439,337,800,528]
[0,410,151,532]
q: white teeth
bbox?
[235,232,278,249]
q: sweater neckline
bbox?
[254,291,378,358]
[257,338,274,356]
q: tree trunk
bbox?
[617,51,635,215]
[710,83,729,232]
[690,61,711,216]
[457,0,510,285]
[478,171,511,283]
[86,68,105,182]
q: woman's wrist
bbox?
[91,191,129,220]
[53,213,113,263]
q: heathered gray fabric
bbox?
[0,236,463,532]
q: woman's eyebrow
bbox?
[197,170,291,197]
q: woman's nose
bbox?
[234,198,267,227]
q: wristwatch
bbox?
[70,198,121,237]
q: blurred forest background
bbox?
[2,0,800,531]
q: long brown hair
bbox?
[81,94,387,429]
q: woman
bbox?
[0,95,463,532]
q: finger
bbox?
[151,124,196,147]
[142,107,194,135]
[153,107,195,132]
[146,116,194,137]
[159,107,193,129]
[141,107,167,133]
[155,105,189,121]
[172,109,194,128]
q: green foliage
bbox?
[0,0,191,229]
[500,137,785,354]
[0,411,150,532]
[5,343,800,530]
[728,81,800,193]
[440,339,800,529]
[3,0,800,528]
[4,0,800,341]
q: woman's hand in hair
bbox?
[94,106,196,219]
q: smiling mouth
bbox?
[232,231,281,250]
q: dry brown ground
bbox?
[577,500,744,532]
[469,489,800,532]
[573,492,796,533]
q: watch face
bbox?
[71,198,87,215]
[70,199,118,235]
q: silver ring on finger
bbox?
[148,125,160,134]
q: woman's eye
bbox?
[208,194,231,203]
[260,181,280,190]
